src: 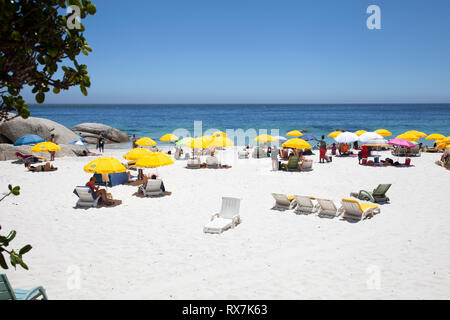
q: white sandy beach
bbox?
[1,147,449,299]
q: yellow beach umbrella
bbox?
[212,131,227,138]
[123,148,153,160]
[286,130,303,137]
[396,133,419,141]
[282,138,311,149]
[328,131,342,138]
[426,133,445,140]
[29,142,61,152]
[136,137,157,147]
[208,136,234,148]
[160,134,178,142]
[375,129,392,137]
[134,152,174,168]
[354,130,367,136]
[188,137,210,149]
[405,130,426,138]
[254,134,277,143]
[83,157,126,174]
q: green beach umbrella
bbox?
[175,137,192,146]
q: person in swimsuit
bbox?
[25,162,57,172]
[86,176,113,204]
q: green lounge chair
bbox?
[350,184,392,203]
[280,156,300,171]
[0,274,48,300]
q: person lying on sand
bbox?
[86,176,114,205]
[80,150,101,156]
[25,162,57,172]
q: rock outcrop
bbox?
[0,143,88,161]
[71,123,129,144]
[0,115,80,144]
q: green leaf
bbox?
[36,92,45,103]
[80,85,87,96]
[0,252,8,269]
[6,231,16,242]
[86,4,96,15]
[19,245,32,255]
[11,31,20,41]
[53,87,60,94]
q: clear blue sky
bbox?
[24,0,450,104]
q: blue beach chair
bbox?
[0,274,48,300]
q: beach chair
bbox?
[316,198,343,218]
[139,179,164,197]
[73,186,100,208]
[238,150,249,159]
[271,193,293,211]
[340,198,380,221]
[187,157,201,169]
[350,184,391,203]
[299,159,313,171]
[203,197,241,234]
[206,156,219,168]
[293,195,318,215]
[15,152,42,164]
[252,147,267,158]
[0,274,48,300]
[281,156,300,171]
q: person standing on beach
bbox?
[271,145,279,171]
[319,136,327,163]
[99,135,105,153]
[49,134,56,161]
[132,135,137,149]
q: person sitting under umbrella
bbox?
[85,176,113,205]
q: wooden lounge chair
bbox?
[187,157,201,169]
[280,156,300,171]
[0,274,48,300]
[316,198,343,218]
[73,186,100,208]
[293,195,318,215]
[139,179,164,197]
[271,193,293,211]
[204,197,241,234]
[238,150,249,159]
[340,198,380,221]
[350,184,391,203]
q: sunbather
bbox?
[85,176,113,205]
[140,174,166,193]
[25,162,57,172]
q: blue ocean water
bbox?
[29,104,450,146]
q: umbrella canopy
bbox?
[396,133,419,141]
[188,136,211,149]
[123,148,153,160]
[426,133,445,141]
[334,132,359,144]
[207,136,234,148]
[328,131,342,138]
[212,131,227,137]
[13,134,45,146]
[362,138,390,147]
[136,137,157,147]
[134,152,174,168]
[405,130,427,138]
[175,137,192,146]
[160,134,178,142]
[358,132,383,143]
[70,140,88,146]
[388,138,415,148]
[286,130,303,137]
[84,157,126,174]
[375,129,392,137]
[254,134,277,143]
[30,142,61,152]
[282,138,312,149]
[354,130,368,136]
[301,135,317,141]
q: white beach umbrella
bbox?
[334,131,359,144]
[358,132,383,143]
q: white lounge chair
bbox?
[204,197,241,234]
[316,198,343,218]
[238,150,249,159]
[206,156,219,168]
[74,186,100,208]
[293,195,318,214]
[340,198,380,221]
[300,159,313,171]
[139,179,164,197]
[271,193,292,211]
[187,157,201,169]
